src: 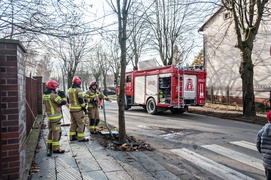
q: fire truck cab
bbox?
[124,65,206,114]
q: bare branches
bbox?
[147,0,217,66]
[0,0,102,39]
[222,0,269,50]
[220,0,269,118]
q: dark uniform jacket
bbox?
[43,89,66,122]
[256,123,271,170]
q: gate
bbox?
[25,76,38,137]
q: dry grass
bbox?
[204,103,242,111]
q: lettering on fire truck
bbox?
[148,80,155,86]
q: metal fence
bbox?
[206,86,271,106]
[25,77,38,137]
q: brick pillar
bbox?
[33,76,43,114]
[0,51,3,180]
[0,39,27,180]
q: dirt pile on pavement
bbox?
[92,122,155,151]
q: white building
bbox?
[199,6,271,103]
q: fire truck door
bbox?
[183,75,197,102]
[146,75,158,103]
[134,76,145,104]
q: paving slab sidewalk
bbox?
[29,106,180,180]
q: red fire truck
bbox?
[123,65,206,114]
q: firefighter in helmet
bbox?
[43,80,66,156]
[68,76,89,142]
[84,81,109,133]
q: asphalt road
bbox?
[102,101,265,180]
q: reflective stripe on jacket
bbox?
[84,90,101,108]
[68,87,85,111]
[43,93,63,121]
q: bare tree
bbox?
[44,33,92,88]
[88,47,103,84]
[76,65,93,91]
[0,0,96,39]
[36,54,52,82]
[127,2,152,70]
[24,49,38,76]
[106,0,133,143]
[40,2,95,88]
[222,0,269,120]
[103,33,121,90]
[0,0,106,90]
[145,0,219,66]
[99,51,111,95]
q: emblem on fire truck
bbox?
[185,78,194,91]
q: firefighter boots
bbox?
[70,135,78,141]
[47,149,52,157]
[53,149,65,154]
[47,144,52,157]
[78,138,89,142]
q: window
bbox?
[126,75,131,83]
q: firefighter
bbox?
[68,76,89,142]
[43,80,66,156]
[84,81,109,133]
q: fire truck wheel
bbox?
[146,98,158,115]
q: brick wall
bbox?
[0,48,2,180]
[0,39,27,180]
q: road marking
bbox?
[170,148,254,180]
[202,144,263,171]
[137,125,148,128]
[230,141,257,151]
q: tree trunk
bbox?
[133,40,138,70]
[103,71,107,95]
[117,0,128,144]
[118,40,127,143]
[67,73,73,88]
[240,47,256,122]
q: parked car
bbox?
[103,88,116,95]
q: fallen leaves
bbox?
[93,131,155,152]
[30,161,40,174]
